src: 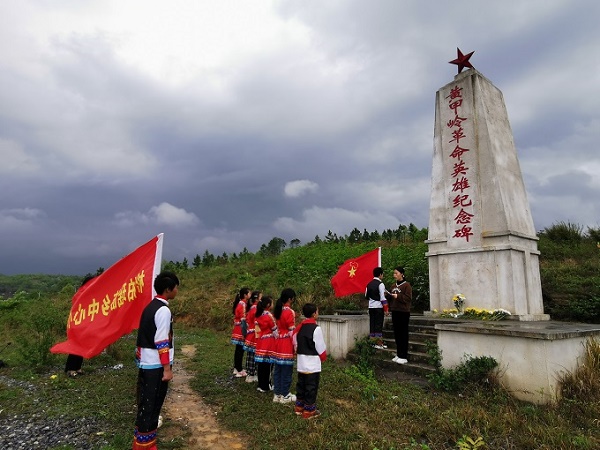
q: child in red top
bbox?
[243,290,261,383]
[230,287,250,377]
[272,288,297,404]
[254,296,277,393]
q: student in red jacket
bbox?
[230,287,250,377]
[254,296,277,393]
[272,288,297,404]
[293,303,327,419]
[243,290,261,382]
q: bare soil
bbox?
[161,345,245,449]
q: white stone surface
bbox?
[436,321,600,404]
[426,69,546,320]
[317,314,370,359]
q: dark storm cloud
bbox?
[1,0,599,274]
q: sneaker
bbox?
[392,356,400,363]
[245,375,257,383]
[373,344,385,350]
[273,394,282,403]
[302,409,321,419]
[234,370,247,378]
[157,415,163,428]
[280,393,297,404]
[257,387,268,393]
[395,358,408,365]
[294,404,304,416]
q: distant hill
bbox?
[0,274,81,299]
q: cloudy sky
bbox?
[1,0,598,275]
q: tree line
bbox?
[164,223,428,271]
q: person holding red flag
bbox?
[133,271,179,450]
[365,267,388,349]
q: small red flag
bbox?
[331,248,381,297]
[50,234,164,358]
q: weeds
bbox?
[559,337,600,403]
[426,342,498,393]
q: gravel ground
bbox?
[0,375,111,449]
[0,413,110,449]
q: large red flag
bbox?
[331,247,381,297]
[51,234,164,358]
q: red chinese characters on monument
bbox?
[446,86,474,242]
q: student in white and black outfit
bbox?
[133,271,179,450]
[365,267,388,349]
[293,303,327,419]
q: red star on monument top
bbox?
[449,48,475,74]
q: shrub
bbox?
[559,337,600,403]
[586,226,600,242]
[541,221,584,243]
[426,342,498,392]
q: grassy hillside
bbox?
[0,224,599,448]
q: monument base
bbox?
[508,314,551,322]
[425,311,550,321]
[436,320,600,404]
[427,235,545,318]
[317,315,370,359]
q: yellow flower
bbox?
[50,374,58,380]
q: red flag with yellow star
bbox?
[331,247,381,297]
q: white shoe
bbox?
[157,415,163,428]
[280,393,297,404]
[373,345,385,350]
[245,375,257,383]
[234,369,247,378]
[273,394,283,403]
[392,356,400,363]
[395,358,408,365]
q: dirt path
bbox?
[161,345,245,449]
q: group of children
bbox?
[230,287,327,419]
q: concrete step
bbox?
[346,348,436,378]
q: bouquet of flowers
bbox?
[452,293,466,313]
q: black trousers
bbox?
[369,308,384,337]
[135,367,169,433]
[233,344,245,372]
[296,372,320,407]
[257,362,272,391]
[392,311,410,359]
[64,354,84,372]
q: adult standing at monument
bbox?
[365,267,388,349]
[386,266,412,364]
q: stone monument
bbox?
[426,49,548,321]
[426,50,600,404]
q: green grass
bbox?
[2,231,600,448]
[1,324,600,449]
[183,328,600,450]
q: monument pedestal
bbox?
[427,231,549,321]
[436,320,600,404]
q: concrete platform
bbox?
[436,319,600,404]
[318,314,370,360]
